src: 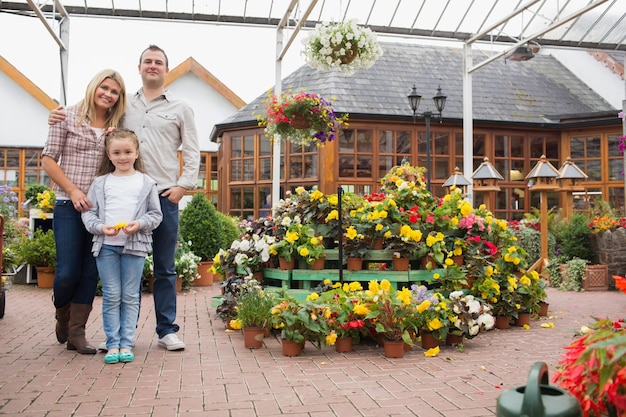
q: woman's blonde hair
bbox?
[79,69,126,128]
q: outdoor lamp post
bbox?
[525,155,561,274]
[407,85,447,192]
[557,156,588,219]
[443,166,472,194]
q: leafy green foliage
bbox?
[179,193,226,261]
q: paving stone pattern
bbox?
[0,283,624,417]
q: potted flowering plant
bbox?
[343,225,369,264]
[174,241,202,289]
[448,290,495,339]
[296,234,326,266]
[270,290,332,347]
[257,91,348,146]
[364,279,417,345]
[412,284,452,342]
[553,314,626,416]
[320,281,368,343]
[302,19,383,75]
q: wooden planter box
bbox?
[583,264,609,291]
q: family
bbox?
[44,45,200,364]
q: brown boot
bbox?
[67,303,96,354]
[55,304,71,343]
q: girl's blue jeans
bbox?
[97,244,145,350]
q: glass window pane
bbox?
[231,160,242,181]
[244,135,254,157]
[545,137,559,160]
[339,155,354,177]
[357,130,373,152]
[243,188,254,209]
[260,158,271,180]
[379,156,394,178]
[570,137,584,158]
[339,130,355,152]
[357,155,372,177]
[473,134,485,156]
[434,132,449,155]
[230,188,242,209]
[510,136,523,157]
[231,137,242,158]
[396,131,411,154]
[609,159,623,181]
[304,155,317,177]
[530,137,544,159]
[379,131,393,153]
[434,159,448,179]
[260,138,272,155]
[494,136,506,157]
[587,136,600,157]
[243,159,254,181]
[609,134,622,157]
[586,160,601,181]
[7,150,19,167]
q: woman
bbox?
[42,69,126,354]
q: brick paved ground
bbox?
[0,282,624,417]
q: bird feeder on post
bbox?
[557,157,588,219]
[471,157,504,212]
[526,155,561,275]
[443,166,471,195]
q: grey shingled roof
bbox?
[214,42,615,136]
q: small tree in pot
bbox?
[179,193,226,286]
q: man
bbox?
[50,45,200,351]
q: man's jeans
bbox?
[151,196,180,338]
[97,245,144,350]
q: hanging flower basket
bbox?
[302,19,383,75]
[257,91,349,146]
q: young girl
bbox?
[82,129,162,364]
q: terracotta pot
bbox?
[451,255,464,267]
[335,336,353,353]
[176,277,183,292]
[393,257,410,271]
[253,271,264,283]
[495,315,511,329]
[282,339,303,357]
[309,257,325,270]
[383,340,405,358]
[194,261,214,286]
[446,332,464,346]
[35,267,54,289]
[243,327,265,349]
[516,312,531,327]
[372,237,383,250]
[539,301,549,317]
[463,276,475,290]
[279,257,295,270]
[420,255,435,269]
[420,331,439,350]
[347,257,363,271]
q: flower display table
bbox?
[260,249,445,290]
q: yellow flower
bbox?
[309,189,323,200]
[384,230,392,238]
[396,287,412,305]
[380,279,392,292]
[541,322,555,329]
[229,319,242,330]
[519,276,531,286]
[325,210,339,222]
[485,265,494,277]
[523,324,530,330]
[346,226,358,240]
[375,223,383,231]
[323,279,332,285]
[285,230,299,243]
[310,237,319,245]
[114,221,127,230]
[348,281,363,292]
[325,331,337,346]
[445,258,454,266]
[299,247,310,257]
[295,186,305,195]
[433,273,440,279]
[424,346,440,357]
[353,303,370,316]
[307,292,319,301]
[460,201,473,217]
[450,217,459,227]
[428,318,443,330]
[417,300,431,313]
[368,280,380,293]
[327,195,338,206]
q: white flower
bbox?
[302,19,383,75]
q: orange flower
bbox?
[612,275,626,294]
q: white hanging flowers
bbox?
[302,19,383,75]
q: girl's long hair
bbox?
[78,69,126,128]
[96,128,145,176]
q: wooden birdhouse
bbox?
[525,155,560,191]
[557,156,588,191]
[471,157,503,192]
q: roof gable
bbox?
[0,54,58,110]
[165,57,245,109]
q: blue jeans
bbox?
[151,196,180,338]
[52,200,98,308]
[97,245,144,349]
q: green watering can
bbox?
[496,362,582,417]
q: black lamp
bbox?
[407,84,447,191]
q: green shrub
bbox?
[179,193,226,262]
[216,211,240,248]
[555,213,592,261]
[15,229,56,268]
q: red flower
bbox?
[612,275,626,294]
